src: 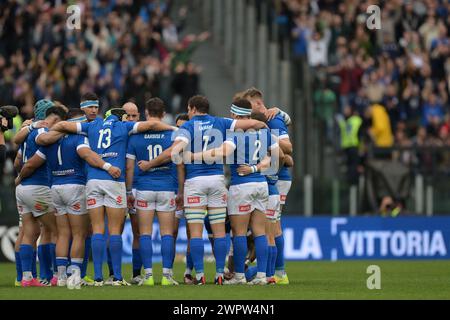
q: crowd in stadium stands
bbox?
[274,0,450,173]
[0,0,209,124]
[0,0,210,180]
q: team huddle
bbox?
[13,87,294,288]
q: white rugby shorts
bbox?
[228,182,268,216]
[266,194,281,221]
[16,185,54,218]
[184,175,227,208]
[276,180,292,205]
[86,179,127,209]
[51,184,87,216]
[135,190,176,212]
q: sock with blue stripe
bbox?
[275,235,285,276]
[254,235,269,276]
[245,266,258,282]
[109,235,123,280]
[268,246,277,277]
[139,235,153,276]
[225,233,232,257]
[39,244,52,281]
[185,250,193,275]
[69,258,83,275]
[106,244,114,277]
[266,246,273,278]
[213,237,227,277]
[20,244,33,281]
[132,248,142,278]
[32,249,37,278]
[190,238,204,277]
[81,236,91,278]
[49,243,57,275]
[161,235,174,276]
[15,251,22,282]
[232,236,247,275]
[91,234,105,281]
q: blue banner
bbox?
[120,217,450,262]
[281,217,450,260]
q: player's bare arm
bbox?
[135,120,175,133]
[176,163,185,210]
[125,158,135,209]
[77,146,121,179]
[283,154,294,168]
[36,131,66,146]
[194,141,235,162]
[13,120,45,145]
[234,119,268,130]
[278,138,293,155]
[50,121,79,134]
[15,153,46,186]
[138,139,187,171]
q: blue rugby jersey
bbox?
[19,128,50,187]
[174,114,236,180]
[268,114,292,182]
[225,128,277,186]
[41,134,90,186]
[77,115,138,182]
[126,130,177,192]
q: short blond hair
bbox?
[242,87,263,100]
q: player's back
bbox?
[44,134,88,186]
[178,114,235,179]
[20,128,50,187]
[128,130,176,191]
[80,116,136,182]
[228,128,273,186]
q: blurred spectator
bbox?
[367,103,394,148]
[337,106,362,185]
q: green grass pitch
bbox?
[1,261,450,300]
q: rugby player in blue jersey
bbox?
[138,95,267,285]
[18,108,121,289]
[14,104,67,287]
[192,99,285,285]
[50,103,174,286]
[126,98,179,286]
[243,88,293,284]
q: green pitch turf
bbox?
[1,261,450,300]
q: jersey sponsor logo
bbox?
[187,196,200,204]
[137,200,148,208]
[281,195,287,202]
[87,198,96,206]
[72,203,81,211]
[34,201,48,212]
[239,205,251,212]
[117,196,123,204]
[266,209,276,217]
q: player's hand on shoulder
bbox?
[265,108,280,121]
[108,166,121,179]
[237,164,252,176]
